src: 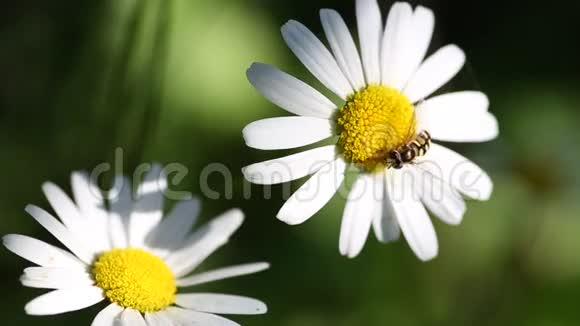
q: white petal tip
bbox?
[319,8,333,17]
[479,188,493,202]
[346,251,362,259]
[280,21,294,35]
[242,122,276,150]
[417,252,438,262]
[258,262,271,271]
[70,171,87,182]
[240,166,258,183]
[448,44,466,61]
[226,208,245,224]
[24,301,55,316]
[415,5,434,17]
[275,211,304,226]
[415,241,439,262]
[478,93,491,109]
[241,126,253,147]
[281,20,299,29]
[446,217,464,226]
[247,261,272,273]
[246,62,263,78]
[254,302,268,315]
[339,243,363,259]
[453,213,467,226]
[345,243,366,259]
[462,113,500,142]
[488,115,500,140]
[259,306,268,314]
[338,245,346,257]
[24,204,37,215]
[1,234,15,247]
[379,232,401,244]
[471,176,493,201]
[394,2,412,10]
[24,304,39,316]
[41,182,55,192]
[415,244,439,262]
[339,240,362,259]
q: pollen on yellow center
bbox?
[337,85,416,170]
[92,248,176,313]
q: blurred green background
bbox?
[1,0,580,325]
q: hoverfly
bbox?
[388,130,432,169]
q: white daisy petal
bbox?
[386,169,438,261]
[417,91,489,115]
[356,0,382,84]
[146,198,201,257]
[383,5,435,90]
[429,112,498,143]
[176,262,270,287]
[21,267,93,289]
[91,303,124,326]
[108,175,132,248]
[71,171,103,219]
[242,117,334,150]
[145,312,174,326]
[413,162,466,225]
[247,63,336,119]
[417,93,498,142]
[242,145,337,185]
[281,20,353,99]
[165,209,244,278]
[41,182,83,232]
[25,205,95,264]
[424,143,493,201]
[373,207,401,244]
[422,185,466,226]
[71,172,110,253]
[277,158,347,225]
[320,9,366,91]
[403,44,466,103]
[176,293,267,315]
[164,307,240,326]
[24,286,104,316]
[2,234,86,269]
[129,164,166,249]
[120,308,146,326]
[398,6,435,88]
[380,2,413,88]
[339,174,376,258]
[372,173,401,243]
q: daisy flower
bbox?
[3,166,268,325]
[242,0,498,261]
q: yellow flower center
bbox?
[337,85,416,171]
[92,248,176,313]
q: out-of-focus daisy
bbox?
[3,166,268,325]
[242,0,498,261]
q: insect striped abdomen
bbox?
[388,131,431,169]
